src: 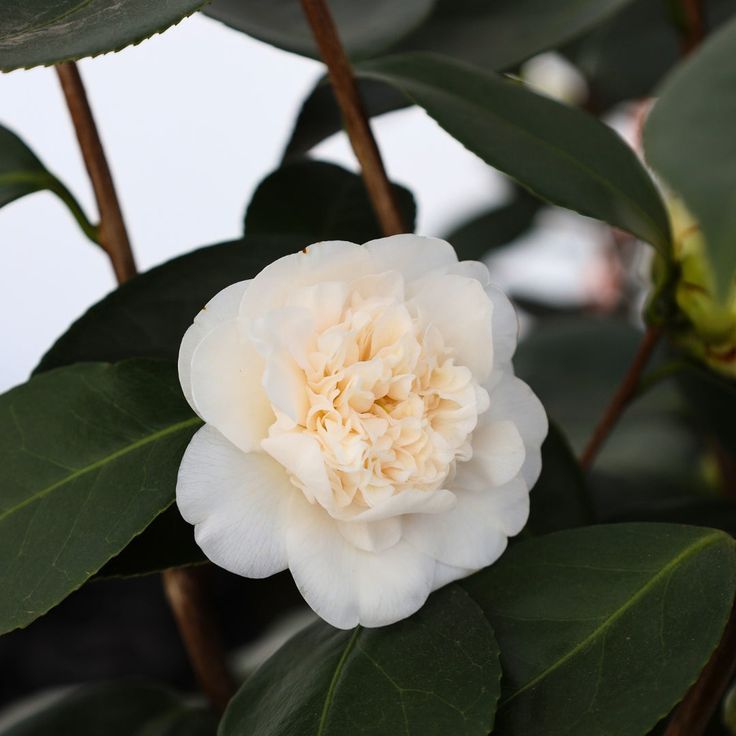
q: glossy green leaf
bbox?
[0,1,207,72]
[0,682,216,735]
[245,160,416,241]
[358,53,670,251]
[205,0,435,60]
[644,15,736,299]
[36,237,303,373]
[220,585,500,736]
[462,523,736,736]
[526,423,591,535]
[0,360,200,634]
[570,0,736,110]
[0,124,97,241]
[444,186,541,262]
[282,0,641,158]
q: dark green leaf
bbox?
[245,159,416,241]
[462,523,736,736]
[0,360,200,634]
[398,0,639,72]
[205,0,434,60]
[36,237,303,373]
[220,585,500,736]
[0,124,96,241]
[526,423,591,535]
[569,0,736,110]
[357,53,671,251]
[0,1,207,72]
[0,682,216,735]
[444,186,541,261]
[644,15,736,299]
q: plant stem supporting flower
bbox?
[299,0,406,236]
[55,62,137,283]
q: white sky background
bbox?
[0,13,505,392]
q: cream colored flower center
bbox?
[264,288,488,513]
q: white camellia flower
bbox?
[176,235,547,629]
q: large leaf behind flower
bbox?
[0,360,200,634]
[462,523,736,736]
[0,682,216,735]
[0,0,207,72]
[220,585,500,736]
[357,53,671,252]
[644,15,736,300]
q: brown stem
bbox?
[579,325,662,471]
[299,0,405,236]
[679,0,706,56]
[162,567,236,713]
[55,62,137,283]
[664,601,736,736]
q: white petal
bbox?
[189,320,275,452]
[337,517,402,553]
[261,433,333,508]
[403,482,524,569]
[363,234,458,283]
[176,425,291,578]
[432,560,473,589]
[239,241,369,320]
[286,281,349,332]
[447,259,491,285]
[486,284,519,366]
[286,494,436,629]
[461,419,526,489]
[178,281,250,411]
[410,274,493,380]
[337,488,457,522]
[262,353,309,425]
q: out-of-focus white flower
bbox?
[176,236,547,629]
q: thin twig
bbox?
[55,62,137,283]
[579,326,662,471]
[664,601,736,736]
[162,567,236,713]
[299,0,405,236]
[679,0,706,56]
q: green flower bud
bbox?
[654,197,736,377]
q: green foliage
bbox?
[0,123,96,241]
[245,160,416,241]
[0,360,199,634]
[644,15,736,300]
[205,0,435,60]
[220,585,500,736]
[0,0,208,72]
[0,682,216,735]
[357,53,671,251]
[463,523,736,736]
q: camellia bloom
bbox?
[176,236,547,629]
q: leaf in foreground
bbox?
[0,682,215,736]
[462,523,736,735]
[220,585,500,736]
[0,360,199,634]
[358,53,670,252]
[644,15,736,299]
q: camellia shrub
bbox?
[2,1,736,735]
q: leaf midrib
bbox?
[0,415,201,524]
[500,530,725,706]
[316,626,363,735]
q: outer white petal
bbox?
[176,425,291,578]
[336,487,456,522]
[486,284,519,366]
[189,320,275,452]
[286,494,436,629]
[363,234,458,282]
[465,420,526,488]
[239,241,370,320]
[178,280,250,411]
[410,274,493,380]
[432,560,474,589]
[403,483,521,569]
[337,517,402,553]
